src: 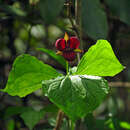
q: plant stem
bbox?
[75,119,81,130]
[54,110,64,130]
[75,0,83,64]
[75,0,83,127]
[70,120,75,130]
[75,0,83,50]
[26,25,32,53]
[66,61,69,75]
[67,0,80,39]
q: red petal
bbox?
[69,37,80,49]
[55,38,66,51]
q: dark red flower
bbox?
[55,33,82,61]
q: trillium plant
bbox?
[1,33,124,129]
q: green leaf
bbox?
[38,0,65,23]
[76,40,124,76]
[42,75,109,121]
[4,106,32,119]
[37,48,66,68]
[0,4,26,17]
[7,119,15,130]
[120,121,130,129]
[105,0,130,26]
[43,104,58,113]
[82,0,108,39]
[2,54,61,97]
[20,108,45,130]
[84,113,96,130]
[4,105,57,120]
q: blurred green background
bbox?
[0,0,130,129]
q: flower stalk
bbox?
[54,110,64,130]
[66,61,69,75]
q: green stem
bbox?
[75,0,82,41]
[75,0,83,53]
[68,0,80,40]
[26,25,32,53]
[70,120,75,130]
[77,53,80,64]
[66,61,69,75]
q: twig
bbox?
[64,0,79,38]
[69,17,79,37]
[75,119,81,130]
[109,82,130,88]
[26,25,32,53]
[75,0,83,129]
[75,0,83,49]
[54,110,64,130]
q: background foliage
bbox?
[0,0,130,129]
